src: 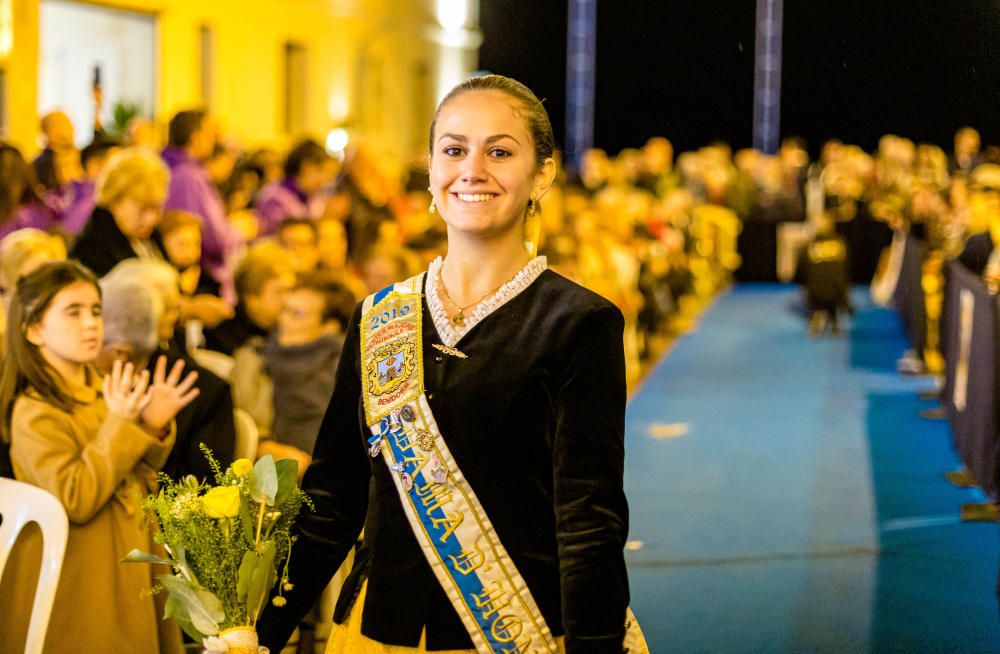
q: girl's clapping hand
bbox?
[140,356,201,434]
[103,360,152,421]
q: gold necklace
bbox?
[437,267,516,326]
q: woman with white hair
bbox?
[102,259,237,481]
[96,275,162,374]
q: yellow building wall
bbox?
[2,0,473,164]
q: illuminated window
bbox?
[200,25,214,108]
[284,42,308,135]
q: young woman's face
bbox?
[28,281,103,369]
[429,90,546,241]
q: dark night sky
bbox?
[479,1,1000,157]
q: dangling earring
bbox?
[428,187,436,214]
[524,194,541,257]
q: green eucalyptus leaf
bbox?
[245,541,277,623]
[237,550,258,605]
[164,593,205,641]
[157,575,224,636]
[251,456,278,505]
[273,458,299,506]
[121,548,175,566]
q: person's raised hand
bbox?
[140,356,200,434]
[103,359,152,422]
[180,295,234,328]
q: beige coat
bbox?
[0,369,185,654]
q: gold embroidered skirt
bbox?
[325,581,566,654]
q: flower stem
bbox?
[255,501,266,545]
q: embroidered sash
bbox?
[360,274,648,654]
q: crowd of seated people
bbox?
[2,103,995,650]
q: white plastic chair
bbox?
[0,478,69,654]
[232,408,260,461]
[190,349,235,382]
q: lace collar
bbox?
[426,255,547,347]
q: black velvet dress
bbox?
[258,262,630,653]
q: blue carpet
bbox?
[624,284,999,653]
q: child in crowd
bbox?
[203,242,294,355]
[157,210,234,343]
[0,260,198,654]
[232,273,354,478]
[798,211,852,336]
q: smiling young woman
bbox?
[259,75,637,654]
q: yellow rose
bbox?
[201,486,241,519]
[231,458,254,477]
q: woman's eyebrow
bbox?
[437,133,521,145]
[485,134,520,145]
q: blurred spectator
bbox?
[69,147,169,277]
[256,138,334,235]
[278,217,321,276]
[223,157,266,213]
[0,143,59,241]
[797,212,851,336]
[123,116,159,149]
[250,147,285,186]
[0,228,67,352]
[316,217,368,299]
[159,210,220,297]
[234,274,355,478]
[53,139,120,235]
[162,109,239,301]
[33,110,77,191]
[949,127,982,177]
[338,145,396,263]
[360,246,411,293]
[157,210,234,340]
[206,143,238,192]
[0,228,67,306]
[958,164,1000,276]
[203,243,295,355]
[103,259,236,481]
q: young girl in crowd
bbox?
[0,260,199,654]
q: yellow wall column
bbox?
[5,0,40,152]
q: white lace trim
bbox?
[426,255,547,347]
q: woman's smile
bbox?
[452,191,499,205]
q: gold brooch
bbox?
[432,343,468,359]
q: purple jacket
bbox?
[49,180,96,235]
[255,177,326,236]
[162,147,236,302]
[0,202,60,242]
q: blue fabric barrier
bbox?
[940,260,999,497]
[892,234,927,358]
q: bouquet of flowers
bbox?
[123,447,311,654]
